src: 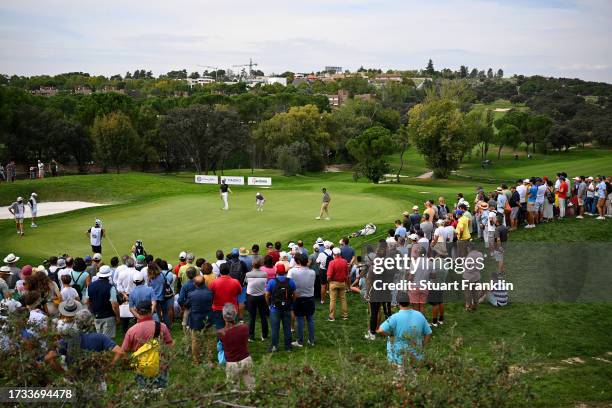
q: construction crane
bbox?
[232,58,258,79]
[197,65,220,82]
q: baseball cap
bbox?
[436,219,445,225]
[21,265,33,277]
[132,270,145,282]
[408,234,419,241]
[136,300,152,313]
[402,211,409,216]
[85,255,92,262]
[179,251,187,260]
[231,248,239,256]
[323,240,332,249]
[455,210,464,217]
[17,196,23,202]
[31,192,37,197]
[57,258,66,268]
[97,265,112,278]
[332,247,341,255]
[279,251,288,259]
[412,205,419,210]
[523,179,530,183]
[92,253,102,261]
[136,254,146,262]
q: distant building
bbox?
[31,86,58,96]
[264,76,287,86]
[185,76,215,87]
[324,66,342,74]
[99,86,126,94]
[74,86,93,95]
[327,90,375,107]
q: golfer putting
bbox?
[316,188,331,220]
[86,218,106,254]
[255,192,265,212]
[8,196,26,236]
[220,179,232,210]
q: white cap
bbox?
[98,265,112,278]
[179,251,187,260]
[31,192,37,197]
[332,247,341,255]
[167,263,173,271]
[523,179,530,183]
[92,253,102,261]
[36,265,48,275]
[408,234,419,241]
[132,271,145,282]
[17,196,23,201]
[288,242,296,249]
[323,240,332,249]
[436,219,445,225]
[412,205,418,210]
[313,243,319,250]
[95,218,102,226]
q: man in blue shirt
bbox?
[526,180,539,229]
[129,271,155,317]
[186,275,213,364]
[377,301,432,366]
[339,237,356,266]
[265,264,296,352]
[178,266,198,332]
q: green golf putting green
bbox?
[0,190,402,262]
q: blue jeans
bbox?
[270,309,292,350]
[156,299,171,327]
[296,314,315,344]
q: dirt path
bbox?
[416,171,433,179]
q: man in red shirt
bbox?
[218,303,254,390]
[173,251,187,277]
[122,300,174,388]
[208,263,242,329]
[266,242,280,264]
[557,176,569,218]
[326,247,349,321]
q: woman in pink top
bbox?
[260,255,277,281]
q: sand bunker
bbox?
[493,108,511,112]
[0,201,105,220]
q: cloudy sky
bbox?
[1,0,611,82]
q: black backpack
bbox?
[271,277,293,310]
[229,259,245,283]
[323,251,333,271]
[72,271,86,299]
[162,271,174,300]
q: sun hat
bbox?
[239,247,249,256]
[496,187,503,192]
[136,254,146,262]
[332,247,341,255]
[21,265,33,277]
[412,205,419,210]
[3,253,20,264]
[59,299,83,317]
[179,251,187,260]
[75,309,94,330]
[479,201,489,209]
[57,258,66,268]
[92,253,102,261]
[132,270,145,283]
[35,265,48,275]
[17,196,23,202]
[97,265,112,278]
[402,211,410,216]
[316,237,324,244]
[0,266,11,275]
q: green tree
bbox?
[526,114,553,153]
[408,97,473,178]
[494,123,521,159]
[91,112,140,173]
[394,124,410,182]
[425,59,435,75]
[346,125,396,183]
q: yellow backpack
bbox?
[131,321,161,377]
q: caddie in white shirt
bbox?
[8,196,26,236]
[29,192,38,228]
[87,219,105,254]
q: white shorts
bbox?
[256,199,265,205]
[31,212,37,217]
